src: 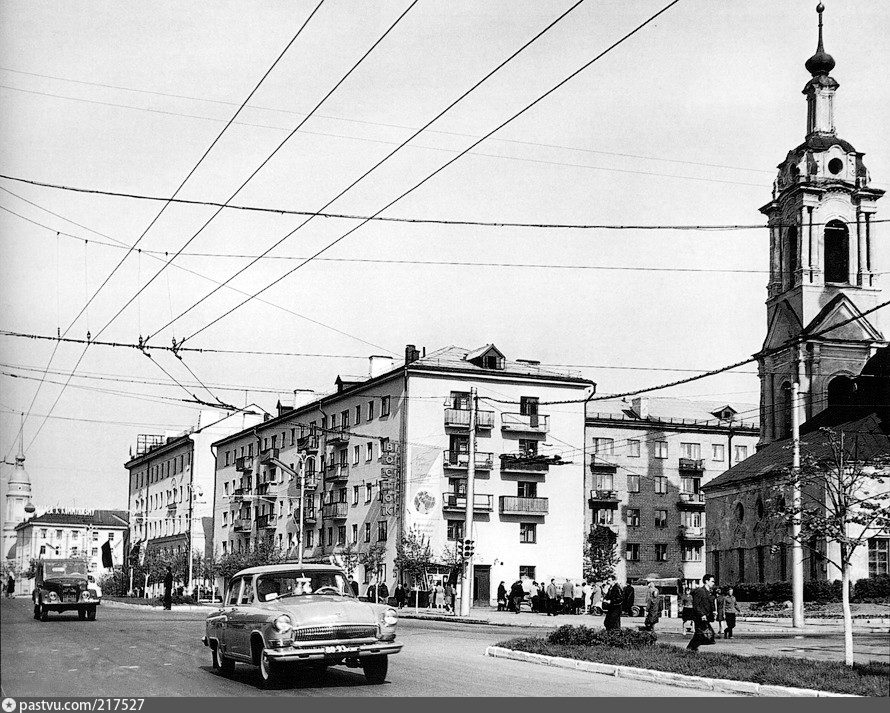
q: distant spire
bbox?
[805,3,835,77]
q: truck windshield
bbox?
[44,560,88,578]
[255,571,353,602]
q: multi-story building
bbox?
[212,344,593,605]
[13,509,129,592]
[585,396,759,586]
[124,407,264,581]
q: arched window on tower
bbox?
[824,220,850,283]
[787,226,799,282]
[779,381,793,440]
[827,375,856,406]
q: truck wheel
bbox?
[39,603,48,621]
[79,609,87,620]
[33,603,40,620]
[86,607,97,621]
[362,655,388,684]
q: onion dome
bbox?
[805,3,835,77]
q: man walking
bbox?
[545,578,559,616]
[602,575,623,630]
[686,574,717,651]
[561,579,574,614]
[163,566,173,610]
[642,581,661,632]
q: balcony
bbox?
[442,451,494,472]
[297,433,320,453]
[500,454,552,474]
[255,514,275,530]
[231,488,247,502]
[325,463,349,482]
[322,502,348,520]
[232,518,251,533]
[300,475,320,491]
[255,481,272,496]
[302,508,317,525]
[678,458,705,472]
[441,492,493,512]
[444,408,495,430]
[235,455,254,472]
[677,492,706,509]
[501,413,549,435]
[678,525,705,540]
[588,490,620,509]
[590,455,618,471]
[499,496,549,516]
[326,429,350,445]
[260,447,280,464]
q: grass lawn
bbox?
[497,635,890,697]
[739,601,890,618]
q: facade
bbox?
[13,510,128,594]
[756,4,885,447]
[212,344,593,605]
[585,397,759,586]
[124,407,265,580]
[2,423,35,569]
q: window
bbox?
[305,530,314,548]
[627,508,640,527]
[592,437,614,455]
[654,441,668,459]
[326,528,333,546]
[655,544,668,561]
[680,443,701,460]
[654,476,667,494]
[40,529,47,539]
[654,509,668,528]
[518,438,538,455]
[338,487,347,504]
[519,523,537,543]
[367,401,375,420]
[683,545,702,562]
[737,548,745,581]
[594,508,614,525]
[757,546,765,582]
[519,396,539,416]
[377,521,387,542]
[71,530,79,540]
[352,486,359,505]
[627,440,641,457]
[680,477,701,494]
[517,481,537,498]
[519,565,536,580]
[868,538,889,577]
[681,511,703,528]
[366,442,374,462]
[337,526,346,546]
[626,543,640,561]
[734,445,748,463]
[824,220,850,283]
[364,523,371,543]
[57,530,63,540]
[627,474,640,493]
[381,396,391,417]
[223,512,228,526]
[341,409,350,429]
[595,472,614,491]
[353,445,360,465]
[354,405,361,426]
[240,578,254,605]
[224,451,231,466]
[226,579,242,605]
[70,547,78,556]
[712,444,725,462]
[447,520,464,541]
[481,354,502,370]
[366,484,373,503]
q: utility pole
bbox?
[460,387,477,616]
[791,346,804,628]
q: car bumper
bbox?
[201,636,402,661]
[44,602,100,612]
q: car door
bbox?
[227,576,256,658]
[213,578,242,656]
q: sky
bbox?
[0,0,888,511]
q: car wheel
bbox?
[33,603,40,620]
[38,603,48,621]
[86,607,97,621]
[258,650,281,688]
[79,609,87,620]
[362,655,388,684]
[213,644,235,675]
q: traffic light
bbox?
[462,539,475,558]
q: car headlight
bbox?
[382,608,398,626]
[272,614,293,633]
[47,592,59,602]
[80,590,92,601]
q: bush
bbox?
[153,594,196,606]
[732,580,847,603]
[853,575,890,601]
[547,625,657,648]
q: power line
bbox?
[11,173,890,232]
[178,0,686,345]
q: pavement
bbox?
[0,598,724,698]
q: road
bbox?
[0,599,722,698]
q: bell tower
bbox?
[757,3,885,446]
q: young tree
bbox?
[393,527,433,589]
[361,543,388,586]
[584,526,618,585]
[334,542,361,580]
[773,426,890,666]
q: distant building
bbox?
[124,408,265,583]
[13,509,128,594]
[585,397,759,586]
[212,344,593,605]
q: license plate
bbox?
[63,595,77,603]
[323,645,359,654]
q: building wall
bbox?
[585,421,759,586]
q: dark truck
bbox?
[32,558,100,621]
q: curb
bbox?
[102,600,211,612]
[484,646,857,697]
[399,612,546,628]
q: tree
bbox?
[334,542,361,579]
[772,426,890,666]
[584,526,618,584]
[361,543,388,586]
[393,527,433,588]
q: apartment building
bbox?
[124,408,264,570]
[585,397,759,586]
[212,343,594,605]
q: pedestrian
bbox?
[680,586,694,635]
[591,582,603,614]
[530,581,540,613]
[723,586,739,639]
[537,581,547,613]
[6,573,15,598]
[378,580,390,605]
[573,582,584,615]
[686,574,717,651]
[622,580,636,616]
[443,582,454,612]
[715,586,726,634]
[545,578,559,616]
[561,578,574,614]
[430,581,438,609]
[602,576,623,630]
[434,580,445,610]
[497,581,507,612]
[394,583,406,608]
[642,581,661,632]
[510,580,525,614]
[448,580,457,612]
[582,581,592,614]
[163,566,173,610]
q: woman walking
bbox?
[723,586,739,639]
[496,581,507,612]
[715,587,726,634]
[680,586,694,635]
[642,581,661,632]
[601,576,623,630]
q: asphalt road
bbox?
[0,599,722,698]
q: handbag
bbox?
[701,623,716,645]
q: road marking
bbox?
[93,647,100,651]
[50,649,58,653]
[27,671,36,675]
[129,645,136,648]
[119,666,139,670]
[164,663,172,666]
[68,669,77,672]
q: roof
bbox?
[587,396,760,429]
[16,509,129,531]
[409,345,592,384]
[232,563,345,577]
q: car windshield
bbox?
[44,560,87,578]
[255,570,354,602]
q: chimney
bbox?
[369,355,396,379]
[631,397,649,420]
[404,344,420,365]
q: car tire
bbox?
[79,609,87,620]
[33,602,40,620]
[362,655,388,684]
[38,603,48,621]
[86,607,97,621]
[212,644,236,675]
[258,650,281,688]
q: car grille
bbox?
[292,624,377,641]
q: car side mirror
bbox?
[265,593,279,602]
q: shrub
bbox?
[732,580,849,603]
[153,594,196,606]
[853,575,890,602]
[547,625,657,648]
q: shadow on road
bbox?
[198,665,389,691]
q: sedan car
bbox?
[203,564,402,686]
[32,558,100,621]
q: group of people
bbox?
[429,580,457,612]
[496,578,609,616]
[679,576,740,647]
